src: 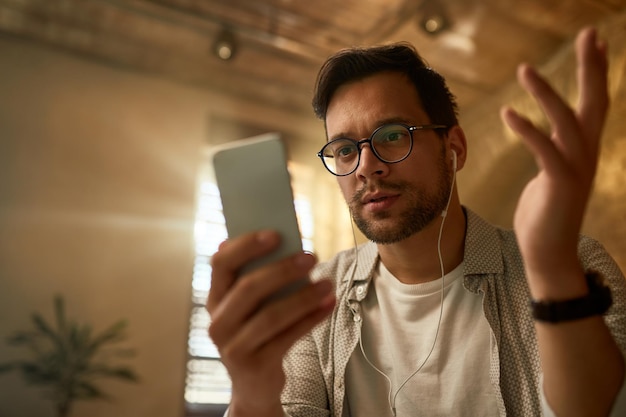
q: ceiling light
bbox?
[213,28,238,61]
[418,0,450,35]
[422,15,447,34]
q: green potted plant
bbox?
[0,295,139,417]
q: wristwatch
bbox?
[530,272,613,323]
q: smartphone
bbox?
[211,133,307,299]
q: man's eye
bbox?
[385,133,401,142]
[379,130,407,143]
[337,145,356,157]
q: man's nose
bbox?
[355,143,388,178]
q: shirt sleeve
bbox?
[281,330,331,416]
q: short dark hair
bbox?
[312,42,459,130]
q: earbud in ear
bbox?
[451,150,457,171]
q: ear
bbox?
[445,125,467,171]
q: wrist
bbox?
[526,272,589,301]
[229,396,284,417]
[523,256,588,301]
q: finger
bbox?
[258,291,336,360]
[576,27,609,146]
[207,230,280,312]
[228,279,336,356]
[516,64,581,157]
[220,294,335,373]
[500,106,564,175]
[208,251,317,346]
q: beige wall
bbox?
[0,35,198,416]
[0,31,352,417]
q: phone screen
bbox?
[211,134,306,296]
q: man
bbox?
[208,27,626,416]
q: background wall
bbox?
[0,34,200,417]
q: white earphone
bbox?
[451,149,457,171]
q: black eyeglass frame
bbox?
[317,123,448,176]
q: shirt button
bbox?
[356,285,365,295]
[353,314,361,322]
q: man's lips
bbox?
[361,191,398,205]
[352,182,405,210]
[355,191,401,213]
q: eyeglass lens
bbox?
[320,124,412,175]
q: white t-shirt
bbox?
[345,261,500,416]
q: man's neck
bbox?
[376,204,466,284]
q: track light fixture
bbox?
[213,28,238,61]
[418,0,450,35]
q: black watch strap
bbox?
[530,272,613,323]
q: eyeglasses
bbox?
[317,123,448,176]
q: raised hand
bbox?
[501,28,625,417]
[500,27,609,291]
[206,231,335,417]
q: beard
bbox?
[349,148,453,244]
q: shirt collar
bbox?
[343,207,506,298]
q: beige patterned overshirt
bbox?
[281,208,626,416]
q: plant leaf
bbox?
[69,322,90,352]
[87,365,140,382]
[31,313,62,347]
[107,366,139,382]
[88,320,128,352]
[0,362,17,373]
[5,330,51,357]
[19,362,60,385]
[7,331,38,345]
[72,380,107,400]
[3,295,140,403]
[54,295,66,336]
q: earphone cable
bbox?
[354,160,457,416]
[388,157,457,414]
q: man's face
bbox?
[325,71,452,244]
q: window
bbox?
[184,174,314,407]
[185,182,229,405]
